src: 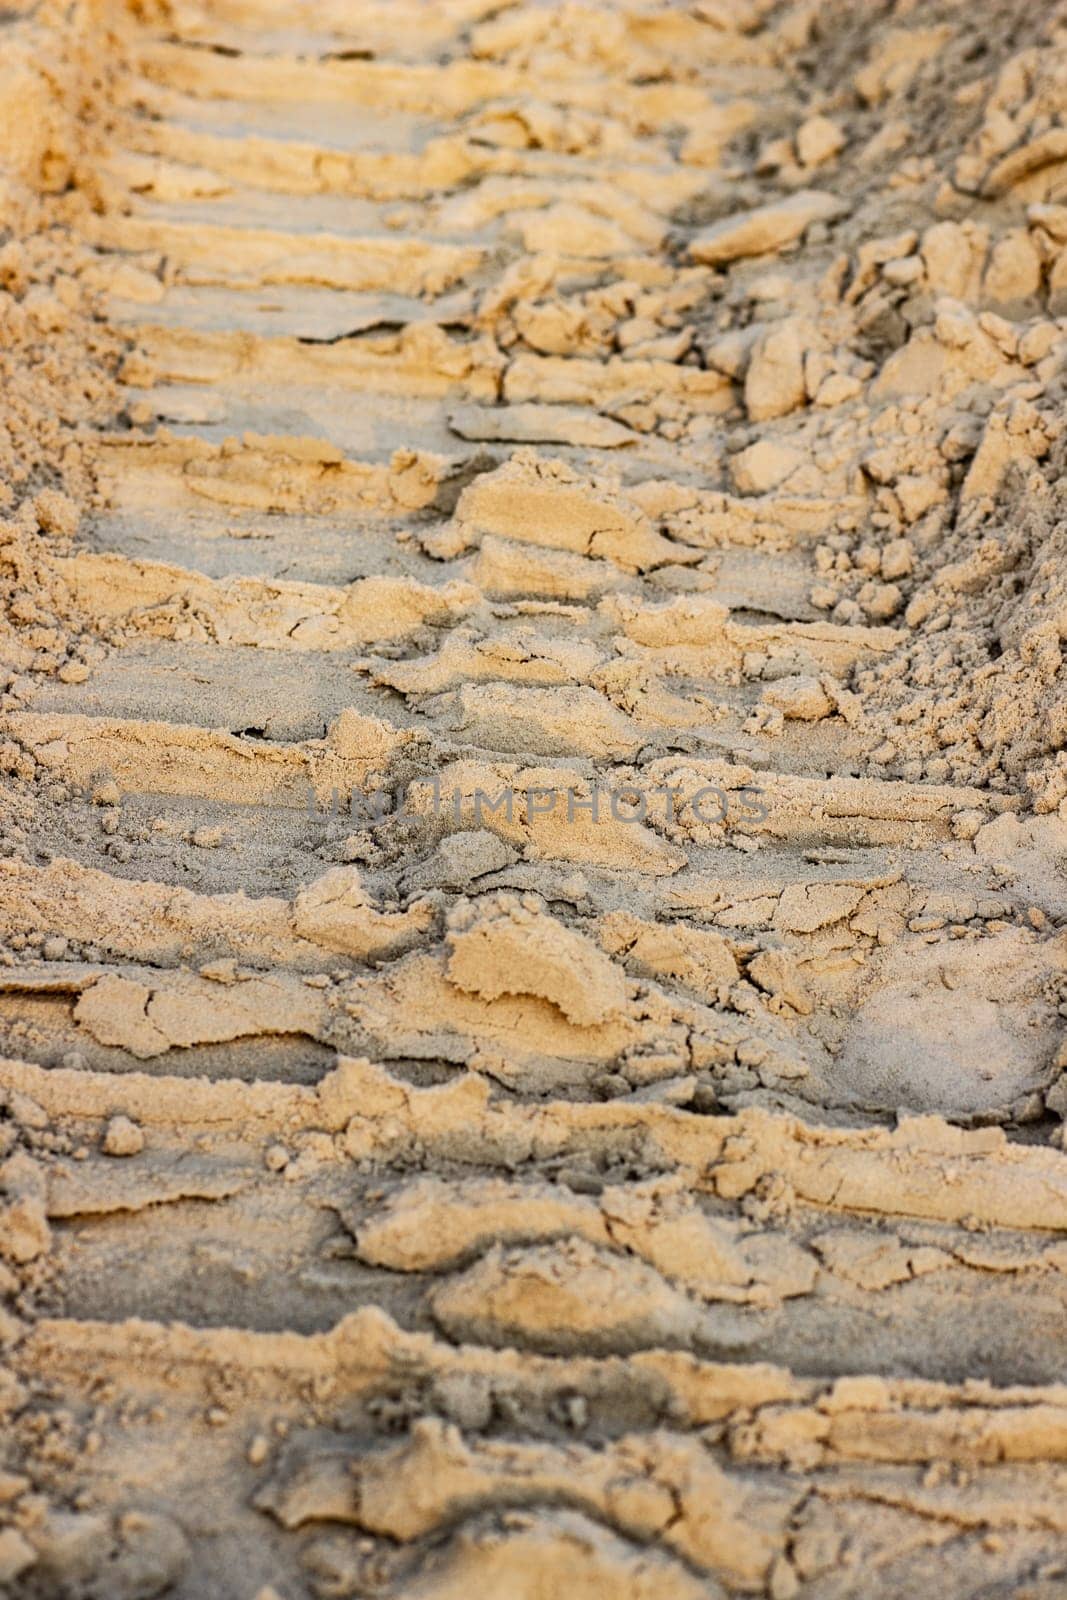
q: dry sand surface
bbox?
[2,0,1067,1594]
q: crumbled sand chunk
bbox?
[689,191,848,264]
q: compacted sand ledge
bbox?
[1,0,1067,1595]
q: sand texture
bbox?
[2,0,1067,1595]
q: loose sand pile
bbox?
[2,1,1067,1596]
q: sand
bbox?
[1,0,1067,1595]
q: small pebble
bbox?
[102,1115,144,1157]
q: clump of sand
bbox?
[0,0,125,689]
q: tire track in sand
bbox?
[3,2,1067,1596]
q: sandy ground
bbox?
[2,0,1067,1595]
